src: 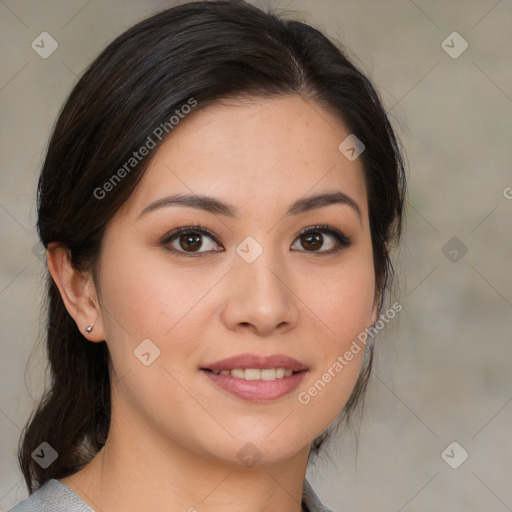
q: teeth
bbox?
[210,368,295,380]
[245,368,261,380]
[231,369,245,379]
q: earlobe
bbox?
[46,242,105,342]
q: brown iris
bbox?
[300,231,323,251]
[179,232,203,252]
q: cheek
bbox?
[304,254,376,347]
[95,248,209,422]
[293,254,375,429]
[96,244,222,375]
[97,243,190,336]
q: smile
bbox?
[205,368,295,380]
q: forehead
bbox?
[122,95,368,221]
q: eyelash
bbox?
[159,223,352,258]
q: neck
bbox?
[59,404,311,512]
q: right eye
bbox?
[160,224,224,257]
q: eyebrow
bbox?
[138,191,362,222]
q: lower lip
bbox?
[200,370,308,402]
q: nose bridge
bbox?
[222,232,297,333]
[235,233,287,300]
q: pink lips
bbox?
[202,353,308,372]
[200,353,309,402]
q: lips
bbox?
[200,353,309,402]
[201,353,308,373]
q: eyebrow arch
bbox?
[138,191,362,222]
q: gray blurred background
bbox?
[1,0,511,510]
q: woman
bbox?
[10,1,406,511]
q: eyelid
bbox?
[295,224,351,245]
[160,223,222,250]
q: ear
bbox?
[46,242,105,342]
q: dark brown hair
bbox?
[18,0,406,493]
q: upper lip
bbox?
[201,353,308,372]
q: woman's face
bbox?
[93,95,378,466]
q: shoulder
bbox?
[302,478,336,512]
[6,479,94,512]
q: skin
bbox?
[48,94,379,512]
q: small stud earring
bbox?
[85,325,93,334]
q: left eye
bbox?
[291,225,351,253]
[161,224,351,257]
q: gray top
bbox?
[7,478,334,512]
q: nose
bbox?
[220,242,300,336]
